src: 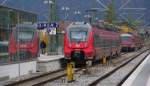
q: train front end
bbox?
[9,24,39,61]
[64,22,94,65]
[120,33,135,51]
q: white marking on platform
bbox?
[146,76,150,86]
[122,54,150,86]
[38,54,64,62]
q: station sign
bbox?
[37,23,59,35]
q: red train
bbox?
[9,24,39,61]
[64,22,121,66]
[120,33,143,51]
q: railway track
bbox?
[88,48,150,86]
[5,48,148,86]
[5,69,65,86]
[117,51,150,86]
[5,67,83,86]
[44,48,148,86]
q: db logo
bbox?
[76,44,80,47]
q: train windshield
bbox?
[14,27,35,42]
[121,36,130,41]
[69,27,88,42]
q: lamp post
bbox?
[74,10,81,21]
[84,14,91,23]
[61,6,70,20]
[44,0,55,54]
[74,10,81,15]
[44,0,53,23]
[1,0,7,5]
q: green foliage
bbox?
[127,16,142,28]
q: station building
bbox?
[0,5,37,79]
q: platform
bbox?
[37,54,65,72]
[0,60,37,83]
[122,54,150,86]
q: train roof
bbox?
[121,33,132,37]
[92,23,119,32]
[67,22,92,30]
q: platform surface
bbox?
[122,54,150,86]
[38,54,64,62]
[37,54,65,72]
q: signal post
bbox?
[67,62,75,82]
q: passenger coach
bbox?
[120,33,143,51]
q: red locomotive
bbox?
[9,24,39,61]
[64,22,121,66]
[120,33,143,51]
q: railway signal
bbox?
[67,62,75,82]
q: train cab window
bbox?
[121,36,129,41]
[14,27,35,42]
[18,31,34,42]
[68,27,89,42]
[70,31,87,42]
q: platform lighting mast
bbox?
[49,0,57,22]
[44,0,58,54]
[49,0,58,54]
[105,0,116,24]
[91,0,97,23]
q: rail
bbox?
[88,48,150,86]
